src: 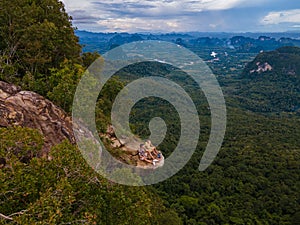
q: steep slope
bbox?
[0,81,182,224]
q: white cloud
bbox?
[61,0,294,32]
[186,0,245,11]
[61,0,252,32]
[261,9,300,25]
[96,18,182,32]
[62,0,249,14]
[61,0,92,11]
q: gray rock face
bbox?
[0,81,75,155]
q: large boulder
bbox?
[0,81,75,155]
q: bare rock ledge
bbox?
[0,81,75,156]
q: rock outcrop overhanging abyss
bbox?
[0,81,164,168]
[0,81,75,155]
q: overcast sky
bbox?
[61,0,300,33]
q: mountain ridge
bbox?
[75,30,300,54]
[235,46,300,112]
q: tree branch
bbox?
[9,210,28,217]
[0,210,28,221]
[0,213,13,221]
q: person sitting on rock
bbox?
[144,140,159,159]
[138,144,152,164]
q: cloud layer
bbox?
[62,0,300,32]
[261,9,300,25]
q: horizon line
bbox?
[75,29,300,35]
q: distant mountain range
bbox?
[76,30,300,54]
[76,30,300,113]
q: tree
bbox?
[0,129,181,224]
[46,60,84,112]
[0,0,81,85]
[81,52,101,69]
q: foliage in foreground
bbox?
[0,127,181,225]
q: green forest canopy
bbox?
[0,1,299,224]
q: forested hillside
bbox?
[0,1,180,224]
[235,46,300,112]
[105,60,300,224]
[0,1,299,225]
